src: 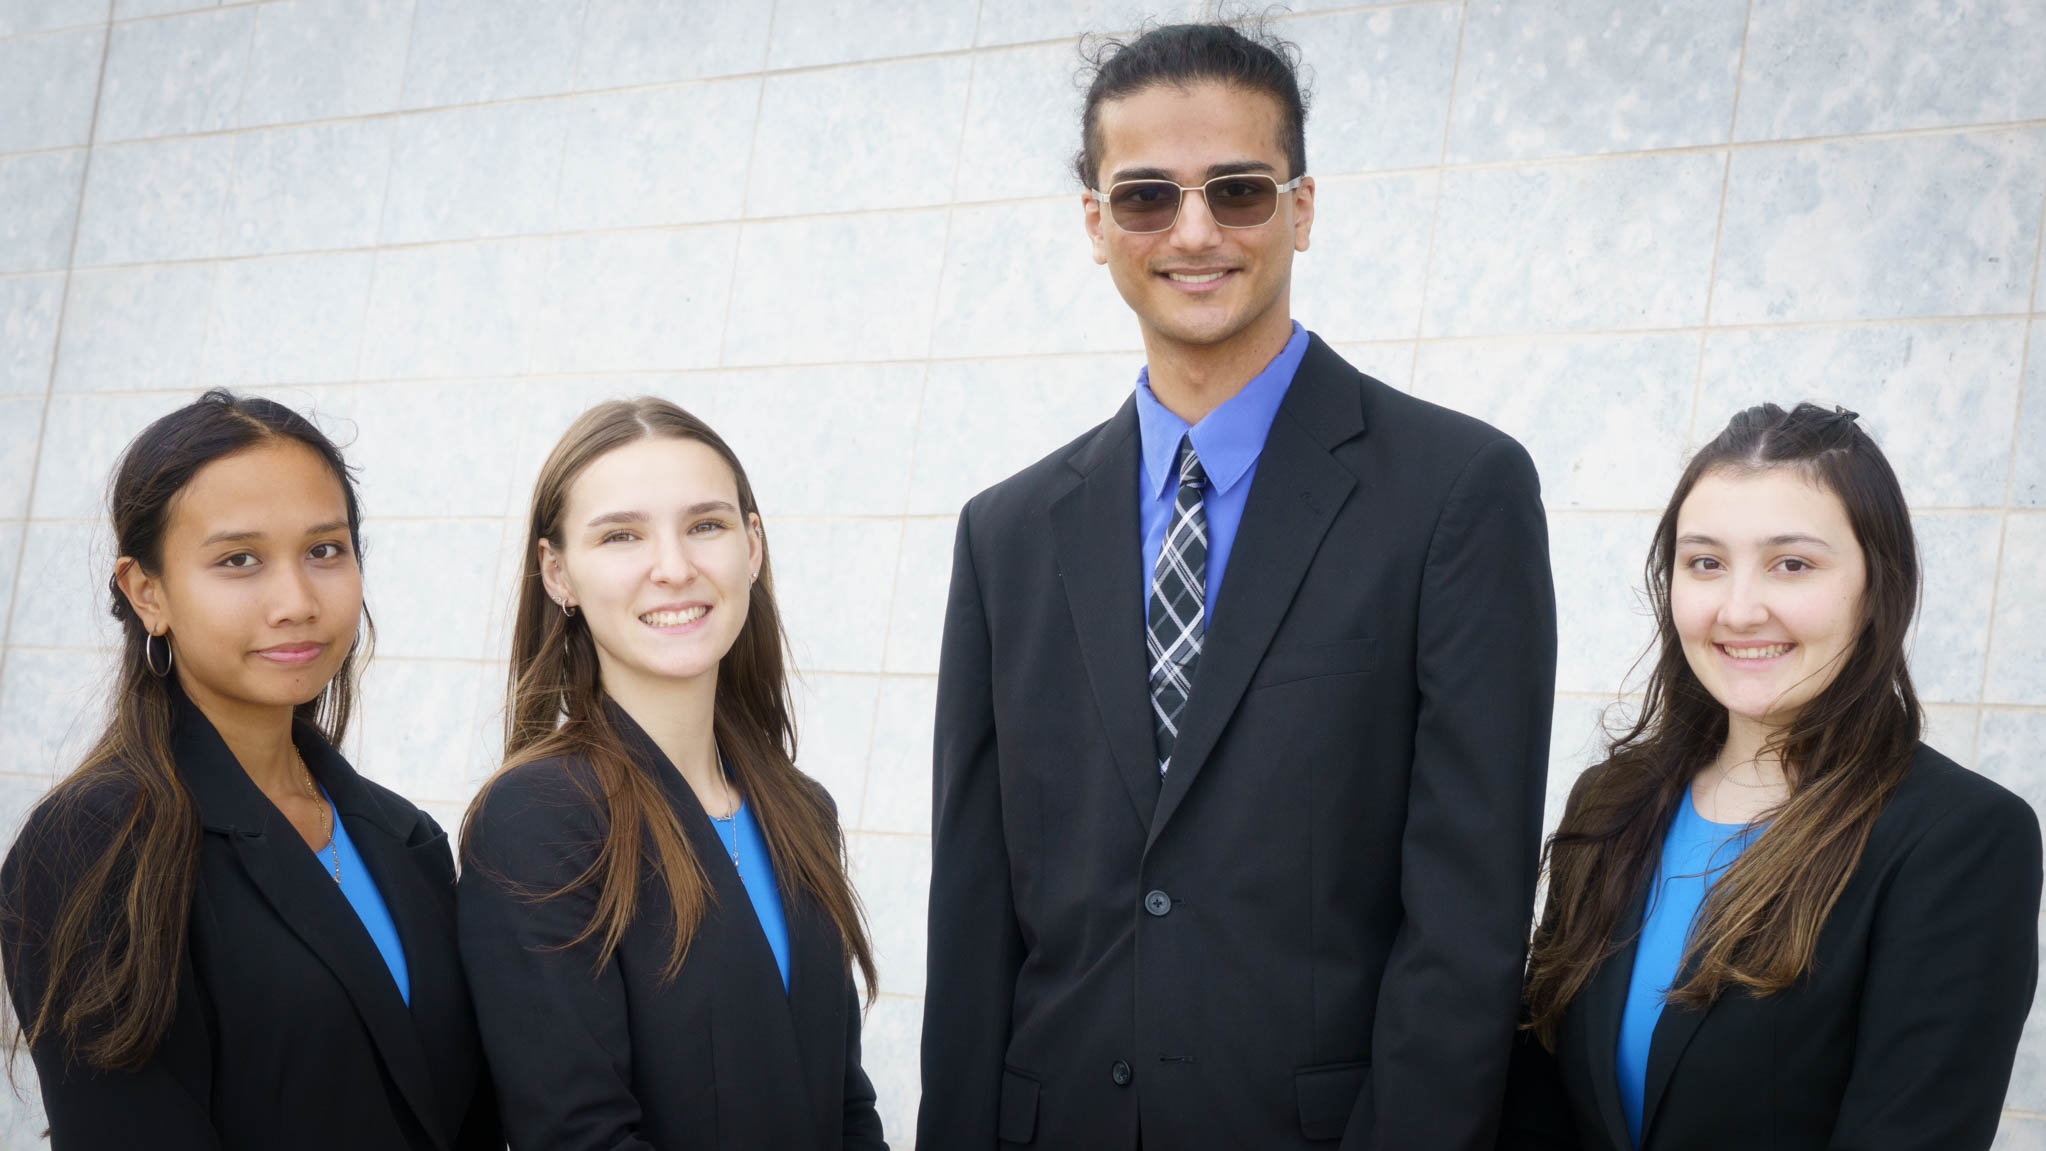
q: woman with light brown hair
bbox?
[456,397,884,1150]
[1501,402,2040,1150]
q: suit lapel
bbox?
[1146,338,1362,849]
[1049,400,1161,826]
[1639,955,1713,1144]
[1580,881,1648,1151]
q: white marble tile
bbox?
[928,200,1134,359]
[1330,340,1415,392]
[856,993,922,1147]
[53,264,214,392]
[2018,321,2046,508]
[907,354,1142,515]
[29,391,193,519]
[0,396,45,520]
[353,657,486,803]
[401,0,582,109]
[1737,0,2046,142]
[848,830,931,995]
[791,671,879,819]
[1713,129,2046,325]
[200,251,375,386]
[1995,1115,2046,1151]
[0,650,113,784]
[222,119,392,256]
[955,42,1088,203]
[1909,512,2001,705]
[0,523,23,640]
[358,238,551,380]
[95,6,251,141]
[1412,333,1696,511]
[9,521,117,649]
[882,518,952,676]
[498,375,725,528]
[2013,993,2046,1117]
[1696,321,2026,508]
[726,210,949,366]
[749,56,971,217]
[0,0,106,37]
[555,80,758,232]
[382,101,568,244]
[239,0,414,128]
[1448,0,1741,164]
[973,0,1204,46]
[0,151,85,274]
[0,27,104,153]
[765,0,976,69]
[1977,712,2046,849]
[1548,512,1662,696]
[1425,152,1723,337]
[1290,171,1439,343]
[74,134,236,266]
[328,380,521,519]
[531,228,740,374]
[1986,514,2046,705]
[357,518,504,660]
[860,674,935,841]
[767,516,902,674]
[1293,4,1460,173]
[1543,694,1619,835]
[0,274,65,395]
[112,0,211,15]
[1922,703,1978,765]
[713,364,924,518]
[574,0,772,88]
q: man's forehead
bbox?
[1093,81,1289,178]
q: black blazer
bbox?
[0,693,500,1151]
[1500,744,2042,1151]
[918,335,1559,1150]
[457,708,885,1151]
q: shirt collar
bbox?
[1134,321,1309,500]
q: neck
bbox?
[600,662,723,797]
[1715,712,1791,786]
[1140,307,1294,425]
[177,674,303,797]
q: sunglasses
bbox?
[1091,173,1305,234]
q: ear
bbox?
[537,537,575,609]
[746,513,764,583]
[114,556,169,637]
[1083,191,1109,265]
[1290,175,1314,253]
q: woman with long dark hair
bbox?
[457,397,884,1150]
[1500,402,2041,1150]
[0,390,499,1149]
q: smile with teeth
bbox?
[640,606,708,628]
[1720,642,1794,660]
[1166,271,1229,283]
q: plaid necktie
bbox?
[1148,435,1207,775]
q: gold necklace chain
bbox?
[294,747,339,884]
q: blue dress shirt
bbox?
[1135,321,1309,623]
[712,799,792,992]
[315,785,411,1005]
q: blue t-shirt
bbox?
[710,798,791,992]
[315,786,411,1005]
[1616,792,1760,1147]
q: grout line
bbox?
[1684,0,1756,449]
[1404,0,1468,347]
[567,0,594,92]
[715,6,779,371]
[1974,176,2046,711]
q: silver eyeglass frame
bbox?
[1088,173,1306,233]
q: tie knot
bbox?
[1176,436,1206,488]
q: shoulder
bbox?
[467,755,607,844]
[1873,743,2041,863]
[6,768,144,878]
[960,408,1130,533]
[1299,343,1540,499]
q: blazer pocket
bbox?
[997,1066,1040,1144]
[1249,638,1378,693]
[1294,1060,1369,1142]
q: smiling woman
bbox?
[0,390,500,1151]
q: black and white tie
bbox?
[1148,435,1207,775]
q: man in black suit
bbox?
[918,22,1558,1151]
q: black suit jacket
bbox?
[918,335,1559,1150]
[1500,744,2042,1151]
[456,708,885,1151]
[0,694,500,1151]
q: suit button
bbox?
[1111,1060,1132,1086]
[1144,889,1172,917]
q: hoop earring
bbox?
[559,600,577,618]
[144,632,173,678]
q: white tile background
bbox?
[0,0,2042,1144]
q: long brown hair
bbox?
[1523,402,1922,1046]
[2,390,370,1071]
[463,397,875,998]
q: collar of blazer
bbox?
[168,687,453,1150]
[1051,332,1372,850]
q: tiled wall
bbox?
[0,0,2042,1144]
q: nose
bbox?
[1168,185,1224,248]
[649,529,696,586]
[269,558,320,626]
[1718,570,1770,631]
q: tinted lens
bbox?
[1204,175,1280,227]
[1107,181,1183,232]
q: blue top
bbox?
[1617,792,1761,1146]
[315,786,411,1005]
[711,798,791,992]
[1134,321,1309,623]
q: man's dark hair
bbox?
[1074,20,1309,190]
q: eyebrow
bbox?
[1108,159,1278,184]
[584,501,739,529]
[199,520,349,547]
[1676,532,1835,550]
